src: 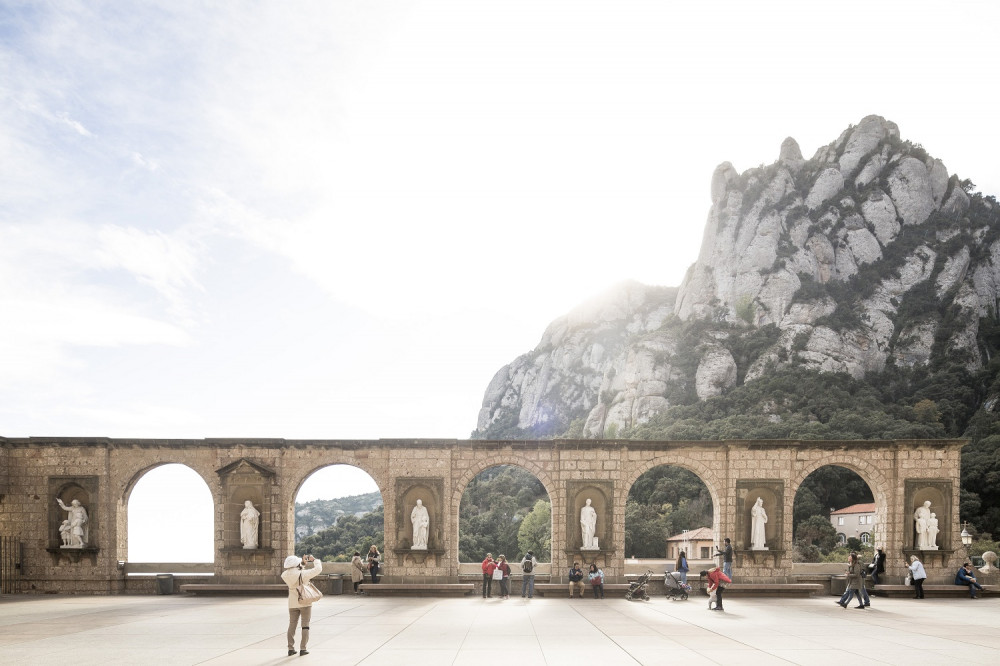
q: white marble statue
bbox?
[913,501,932,549]
[56,498,88,548]
[750,497,768,550]
[410,499,429,550]
[59,520,72,546]
[926,512,939,550]
[981,551,998,573]
[240,500,260,550]
[580,498,598,550]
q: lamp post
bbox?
[961,521,973,549]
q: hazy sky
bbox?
[3,0,999,445]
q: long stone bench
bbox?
[533,582,633,597]
[179,583,288,595]
[723,583,823,597]
[358,583,476,596]
[872,584,996,597]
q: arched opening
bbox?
[127,464,213,562]
[626,465,713,567]
[293,464,382,562]
[458,465,551,563]
[793,464,875,562]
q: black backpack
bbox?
[522,559,534,573]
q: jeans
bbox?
[482,574,493,597]
[962,581,984,597]
[521,574,535,598]
[287,606,312,651]
[839,588,864,606]
[499,577,509,597]
[592,583,604,599]
[722,562,732,580]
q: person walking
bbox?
[908,555,927,599]
[481,552,496,598]
[496,554,511,599]
[870,547,886,586]
[588,563,605,599]
[837,552,866,609]
[955,562,984,598]
[350,551,365,594]
[367,545,381,584]
[520,551,538,598]
[280,553,322,657]
[675,550,690,584]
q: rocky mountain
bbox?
[474,115,1000,440]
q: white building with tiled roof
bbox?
[829,502,877,545]
[665,526,715,560]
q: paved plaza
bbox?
[1,592,997,665]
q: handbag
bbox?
[904,573,913,586]
[297,573,324,603]
[492,568,504,581]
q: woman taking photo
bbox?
[367,545,381,584]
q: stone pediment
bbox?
[215,458,276,479]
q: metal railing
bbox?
[0,536,21,594]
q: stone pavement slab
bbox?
[0,593,997,665]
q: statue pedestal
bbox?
[46,546,99,565]
[393,548,444,566]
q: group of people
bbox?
[480,551,548,599]
[568,561,607,598]
[348,545,382,593]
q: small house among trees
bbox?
[829,502,876,546]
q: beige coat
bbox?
[281,558,323,609]
[351,555,365,583]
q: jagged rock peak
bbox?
[711,161,739,204]
[779,137,804,167]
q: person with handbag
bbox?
[588,563,605,599]
[495,554,511,599]
[280,554,322,657]
[907,555,927,599]
[481,553,496,598]
[350,551,365,594]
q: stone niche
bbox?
[394,478,444,565]
[216,459,275,566]
[904,479,952,551]
[48,476,99,563]
[735,480,783,555]
[566,480,614,555]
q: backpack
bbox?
[522,559,534,573]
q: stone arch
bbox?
[124,463,214,562]
[452,455,557,563]
[790,453,889,552]
[622,453,724,558]
[285,461,386,548]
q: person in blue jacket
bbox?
[675,550,690,584]
[955,562,984,599]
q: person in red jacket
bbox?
[704,565,732,611]
[481,553,496,598]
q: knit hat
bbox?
[283,555,302,568]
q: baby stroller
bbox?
[626,570,652,601]
[664,571,692,601]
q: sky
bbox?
[4,2,1000,518]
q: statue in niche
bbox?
[240,500,260,550]
[59,520,72,546]
[750,497,768,550]
[913,501,932,548]
[410,499,429,550]
[580,498,598,550]
[926,512,939,550]
[56,497,88,548]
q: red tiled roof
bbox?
[666,526,714,541]
[830,502,876,515]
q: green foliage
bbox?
[625,466,712,557]
[517,500,552,557]
[294,491,382,542]
[295,505,384,561]
[735,294,755,324]
[794,515,838,553]
[458,466,550,562]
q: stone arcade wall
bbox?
[0,437,967,594]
